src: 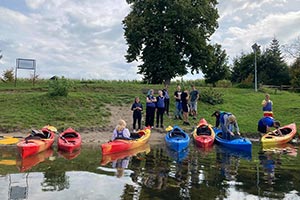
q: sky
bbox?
[0,0,300,81]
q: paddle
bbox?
[60,136,69,144]
[0,136,20,145]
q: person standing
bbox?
[181,89,190,125]
[156,90,165,128]
[131,96,143,132]
[219,112,240,140]
[174,85,182,120]
[262,93,273,117]
[162,84,170,117]
[189,85,199,120]
[145,89,157,128]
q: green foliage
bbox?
[123,0,219,84]
[48,77,72,97]
[231,37,291,86]
[290,57,300,88]
[1,68,14,82]
[202,44,231,86]
[200,88,224,105]
[215,79,232,88]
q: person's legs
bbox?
[133,117,137,130]
[145,107,151,127]
[174,101,180,119]
[137,115,142,130]
[159,108,165,127]
[164,99,169,116]
[156,110,160,127]
[150,107,155,127]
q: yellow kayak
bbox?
[261,123,297,145]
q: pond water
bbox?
[0,142,299,200]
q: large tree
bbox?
[259,38,290,85]
[123,0,219,84]
[202,44,230,86]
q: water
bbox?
[0,142,299,200]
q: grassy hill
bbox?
[0,79,299,136]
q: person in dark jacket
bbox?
[156,90,165,128]
[131,96,143,132]
[145,89,157,128]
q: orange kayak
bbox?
[58,127,82,152]
[17,126,56,158]
[192,118,215,148]
[17,148,54,172]
[101,127,151,155]
[100,143,150,165]
[261,123,297,145]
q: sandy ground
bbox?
[80,105,166,145]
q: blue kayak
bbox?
[165,126,190,152]
[213,127,252,152]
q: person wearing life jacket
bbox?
[211,110,224,128]
[219,112,240,140]
[257,116,280,135]
[111,119,131,140]
[262,93,273,117]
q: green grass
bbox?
[1,80,299,136]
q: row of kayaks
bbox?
[100,118,297,156]
[17,125,82,158]
[165,118,297,153]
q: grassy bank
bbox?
[0,80,299,136]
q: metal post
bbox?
[254,51,257,92]
[252,43,260,92]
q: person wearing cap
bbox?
[219,112,240,140]
[257,116,280,135]
[211,110,224,128]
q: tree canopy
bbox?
[231,38,290,86]
[123,0,219,84]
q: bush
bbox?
[1,68,14,82]
[200,88,224,105]
[48,77,72,97]
[216,79,232,88]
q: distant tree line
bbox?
[123,0,300,89]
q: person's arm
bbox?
[234,122,240,135]
[131,103,135,111]
[111,129,117,141]
[123,128,131,139]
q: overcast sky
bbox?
[0,0,299,80]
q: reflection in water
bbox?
[216,145,251,181]
[57,148,81,160]
[16,148,54,172]
[112,156,130,178]
[258,143,298,193]
[0,143,300,199]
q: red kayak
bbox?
[58,128,82,152]
[101,127,151,155]
[192,118,215,148]
[17,125,56,158]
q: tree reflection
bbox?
[41,171,70,191]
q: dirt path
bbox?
[76,104,165,145]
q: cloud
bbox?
[212,0,300,64]
[1,0,299,80]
